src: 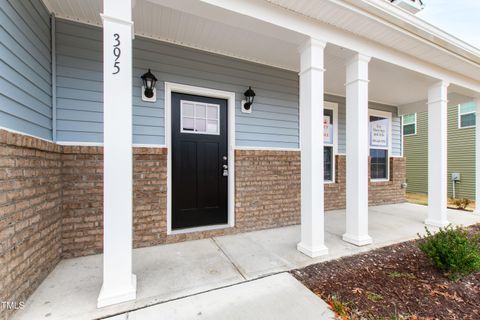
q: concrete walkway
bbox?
[12,203,480,320]
[107,273,334,320]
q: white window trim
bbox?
[402,113,417,136]
[458,104,476,129]
[324,101,338,184]
[164,82,236,235]
[368,109,392,182]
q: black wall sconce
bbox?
[141,69,157,102]
[242,86,256,113]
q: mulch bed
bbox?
[292,224,480,320]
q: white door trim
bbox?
[164,82,236,235]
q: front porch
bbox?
[12,203,480,320]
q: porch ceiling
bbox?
[42,0,471,106]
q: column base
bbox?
[342,233,373,246]
[297,242,329,258]
[424,218,449,228]
[97,274,137,308]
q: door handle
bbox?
[222,156,228,176]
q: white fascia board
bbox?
[397,92,474,115]
[199,0,480,93]
[347,0,480,62]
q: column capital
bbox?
[429,80,450,90]
[299,38,327,75]
[428,81,449,104]
[100,14,134,26]
[346,53,370,84]
[297,38,327,54]
[346,53,371,65]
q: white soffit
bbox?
[42,0,301,70]
[267,0,480,82]
[324,45,435,105]
[41,0,473,105]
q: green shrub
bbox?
[417,225,480,280]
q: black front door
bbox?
[171,93,228,230]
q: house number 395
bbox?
[112,33,121,75]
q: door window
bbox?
[181,100,220,134]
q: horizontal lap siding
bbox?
[0,0,52,140]
[55,20,299,147]
[447,105,475,199]
[404,111,428,194]
[56,20,402,149]
[404,105,475,199]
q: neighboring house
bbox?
[403,102,477,199]
[1,0,480,318]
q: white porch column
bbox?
[97,0,136,308]
[343,53,372,246]
[297,38,329,258]
[474,98,480,214]
[425,81,449,227]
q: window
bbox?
[323,102,338,183]
[324,109,334,182]
[458,103,476,129]
[402,113,416,136]
[181,100,220,134]
[369,112,391,180]
[370,149,388,180]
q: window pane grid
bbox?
[324,146,333,181]
[181,101,220,134]
[370,149,388,180]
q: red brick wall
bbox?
[0,131,63,320]
[61,146,103,257]
[369,157,407,206]
[60,148,303,256]
[325,155,407,209]
[61,147,168,258]
[234,149,301,230]
[0,130,407,318]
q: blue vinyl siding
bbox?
[55,20,299,147]
[0,0,52,140]
[54,20,402,150]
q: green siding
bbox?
[404,104,476,199]
[404,112,428,194]
[447,105,475,199]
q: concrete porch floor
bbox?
[13,203,480,320]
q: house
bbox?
[1,0,480,318]
[403,101,477,200]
